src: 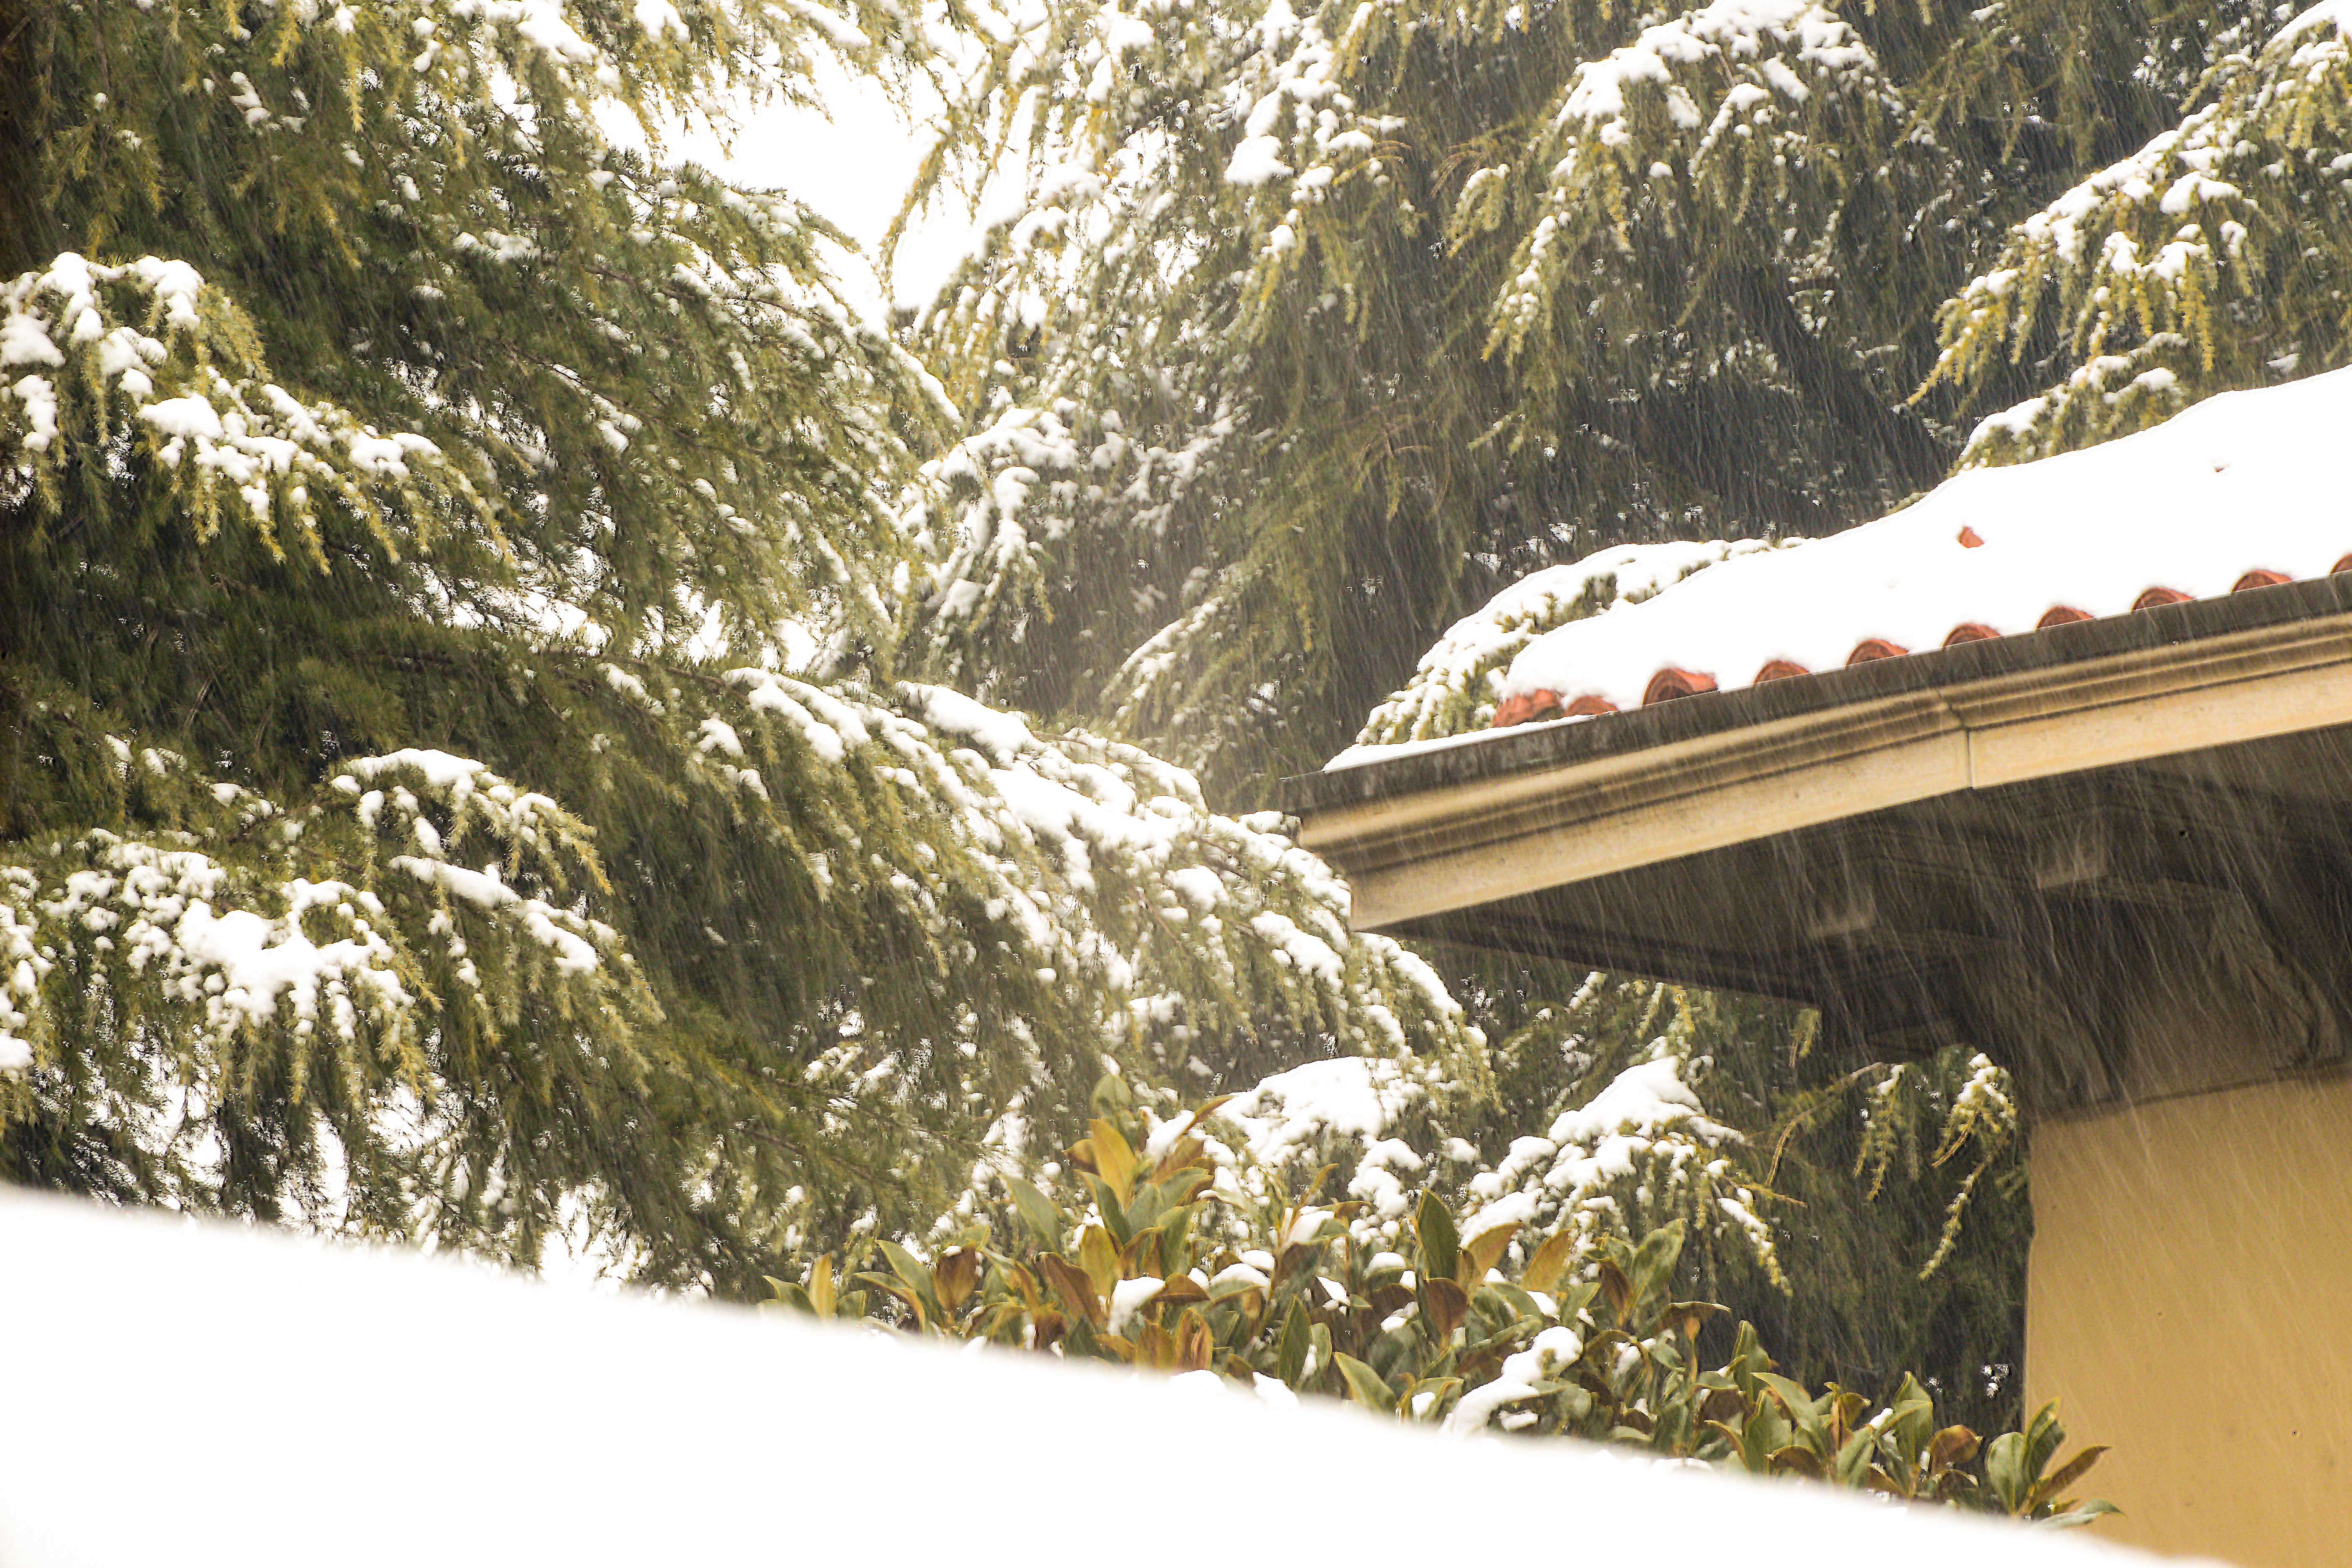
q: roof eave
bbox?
[1290,577,2352,932]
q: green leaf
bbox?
[1769,1445,1825,1478]
[852,1272,928,1332]
[1984,1430,2031,1513]
[1332,1352,1398,1413]
[1832,1426,1878,1486]
[1520,1231,1578,1296]
[1122,1176,1168,1236]
[1725,1320,1767,1394]
[1077,1224,1121,1299]
[1404,1375,1463,1423]
[1415,1190,1460,1284]
[1090,1074,1133,1117]
[1755,1372,1827,1449]
[1153,1167,1211,1207]
[2023,1401,2069,1482]
[1552,1281,1600,1326]
[1088,1117,1139,1202]
[876,1239,931,1296]
[1154,1196,1200,1276]
[1882,1375,1936,1454]
[1734,1405,1777,1473]
[1081,1172,1130,1246]
[1275,1299,1310,1385]
[1005,1177,1064,1253]
[1629,1220,1686,1307]
[1483,1281,1546,1325]
[2031,1445,2110,1511]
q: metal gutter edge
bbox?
[1281,573,2352,820]
[1298,599,2352,932]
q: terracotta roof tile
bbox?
[1476,370,2352,733]
[1642,667,1718,704]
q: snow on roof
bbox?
[1486,368,2352,727]
[0,1190,2185,1567]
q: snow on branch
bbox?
[332,750,628,990]
[2,253,491,561]
[883,680,1477,1086]
[901,389,1239,691]
[0,746,641,1090]
[32,841,414,1055]
[1452,1053,1773,1283]
[1485,0,1892,362]
[1550,0,1874,146]
[574,656,1486,1232]
[1924,0,2352,463]
[1126,1042,1779,1287]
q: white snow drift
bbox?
[0,1190,2204,1567]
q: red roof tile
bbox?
[1471,372,2352,733]
[1490,559,2347,730]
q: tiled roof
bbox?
[1490,368,2352,729]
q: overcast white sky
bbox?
[661,61,988,321]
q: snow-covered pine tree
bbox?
[1925,1,2352,461]
[872,3,2345,1421]
[892,0,2301,790]
[0,0,1478,1288]
[1348,557,2032,1424]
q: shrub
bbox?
[768,1095,2111,1526]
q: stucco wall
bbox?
[2028,1071,2352,1565]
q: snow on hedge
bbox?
[1336,366,2352,763]
[1124,1045,1782,1292]
[0,1189,2193,1567]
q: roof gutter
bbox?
[1285,578,2352,931]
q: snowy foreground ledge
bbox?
[0,1194,2204,1567]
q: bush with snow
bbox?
[766,1072,2105,1527]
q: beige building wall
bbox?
[2028,1072,2352,1565]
